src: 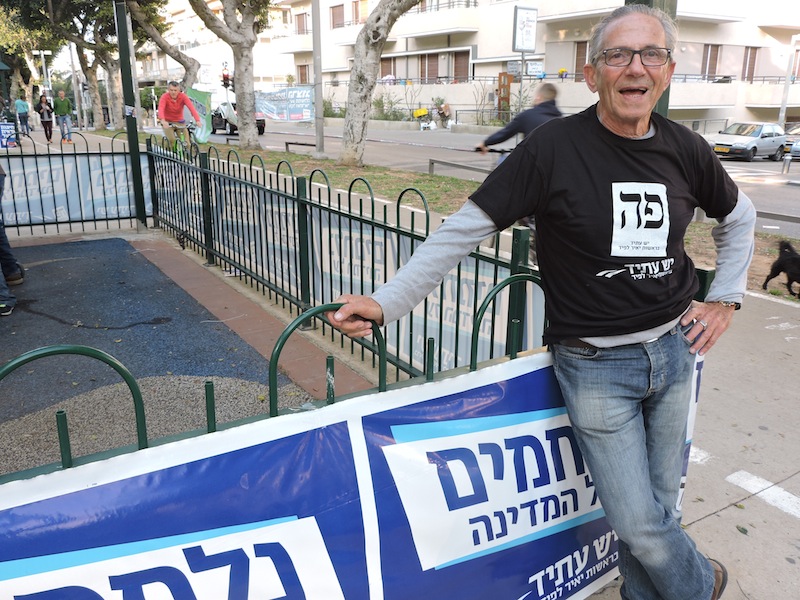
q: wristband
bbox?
[709,300,741,310]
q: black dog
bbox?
[762,241,800,297]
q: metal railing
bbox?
[0,133,143,235]
[146,140,543,381]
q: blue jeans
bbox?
[551,326,714,600]
[57,114,72,141]
[18,113,30,135]
[0,174,15,309]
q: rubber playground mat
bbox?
[0,237,311,474]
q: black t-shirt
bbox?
[470,104,738,343]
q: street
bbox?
[210,121,800,240]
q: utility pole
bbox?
[625,0,677,118]
[778,35,800,129]
[69,44,82,129]
[311,0,325,156]
[114,0,147,229]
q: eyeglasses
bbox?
[601,47,671,67]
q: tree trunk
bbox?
[340,0,422,166]
[231,44,259,149]
[187,0,266,151]
[77,49,106,131]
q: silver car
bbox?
[705,122,786,162]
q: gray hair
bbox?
[587,4,677,67]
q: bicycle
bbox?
[164,121,197,159]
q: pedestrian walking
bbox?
[53,89,73,143]
[14,94,30,135]
[35,95,54,144]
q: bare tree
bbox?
[187,0,272,150]
[340,0,422,166]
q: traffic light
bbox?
[229,77,235,92]
[222,70,230,88]
[81,82,88,92]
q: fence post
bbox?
[296,176,312,314]
[506,226,530,355]
[146,139,160,228]
[199,152,215,265]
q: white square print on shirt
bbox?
[610,182,670,257]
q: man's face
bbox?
[583,13,675,136]
[58,91,65,99]
[168,86,180,99]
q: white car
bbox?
[211,102,266,135]
[704,122,786,162]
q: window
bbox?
[298,65,310,85]
[453,51,470,82]
[794,49,800,80]
[702,44,720,80]
[352,0,367,24]
[574,42,587,83]
[420,54,439,84]
[295,13,309,35]
[282,9,291,25]
[381,57,396,78]
[742,47,758,83]
[331,4,345,29]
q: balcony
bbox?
[392,0,481,39]
[271,31,313,54]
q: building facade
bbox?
[146,0,800,128]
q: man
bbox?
[475,82,562,153]
[53,89,73,143]
[14,93,30,135]
[157,81,201,146]
[328,5,753,599]
[0,163,22,316]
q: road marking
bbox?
[690,446,712,465]
[726,470,800,519]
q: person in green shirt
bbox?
[53,89,73,143]
[14,94,30,135]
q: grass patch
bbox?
[95,128,476,215]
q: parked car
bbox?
[704,122,786,161]
[211,102,266,135]
[784,122,800,152]
[790,140,800,159]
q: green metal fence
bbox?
[146,141,544,382]
[0,133,145,234]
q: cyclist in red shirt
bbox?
[157,81,201,145]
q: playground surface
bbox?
[0,232,372,476]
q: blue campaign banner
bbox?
[0,122,17,148]
[360,362,617,599]
[0,352,621,599]
[256,88,313,122]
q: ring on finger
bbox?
[698,319,708,329]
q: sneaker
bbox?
[709,558,728,600]
[0,304,13,316]
[5,265,24,286]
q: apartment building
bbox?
[148,0,800,126]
